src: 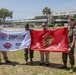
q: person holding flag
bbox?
[0,26,12,64]
[24,23,34,64]
[39,22,50,66]
[61,18,76,73]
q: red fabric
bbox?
[30,28,68,52]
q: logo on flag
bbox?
[3,43,12,49]
[0,33,7,40]
[42,35,54,47]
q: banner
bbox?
[30,28,68,52]
[0,30,31,51]
[0,28,68,52]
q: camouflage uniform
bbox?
[24,48,34,60]
[62,26,76,65]
[24,24,34,62]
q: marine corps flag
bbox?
[30,28,68,52]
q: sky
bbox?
[0,0,76,20]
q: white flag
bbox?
[0,30,31,51]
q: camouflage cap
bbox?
[68,18,75,21]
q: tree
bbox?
[57,15,74,19]
[58,15,66,19]
[42,7,51,25]
[0,8,13,25]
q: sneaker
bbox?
[45,63,49,66]
[45,61,50,66]
[5,60,12,63]
[39,62,44,65]
[69,68,73,73]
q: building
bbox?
[3,9,76,26]
[52,9,76,16]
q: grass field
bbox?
[0,50,76,75]
[0,27,76,75]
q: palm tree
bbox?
[42,7,51,25]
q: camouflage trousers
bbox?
[24,48,34,60]
[1,51,8,60]
[62,46,75,65]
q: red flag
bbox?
[30,28,68,52]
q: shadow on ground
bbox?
[27,61,76,72]
[0,61,76,72]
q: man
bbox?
[61,18,76,73]
[24,23,34,64]
[0,26,11,64]
[39,22,50,66]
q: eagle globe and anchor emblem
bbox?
[42,35,54,47]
